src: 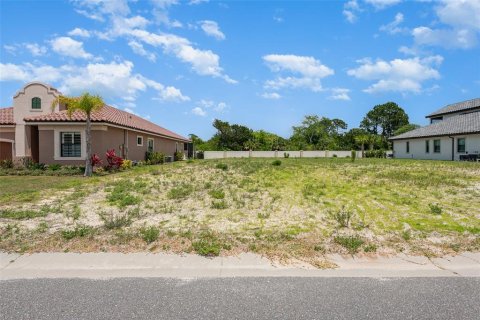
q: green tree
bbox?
[291,115,341,150]
[212,119,253,150]
[393,124,420,136]
[361,102,409,138]
[51,93,104,177]
[354,134,369,158]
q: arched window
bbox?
[32,97,41,109]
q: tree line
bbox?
[191,102,418,152]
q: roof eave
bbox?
[389,130,480,141]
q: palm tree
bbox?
[52,93,104,177]
[354,134,369,158]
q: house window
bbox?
[457,138,466,153]
[406,141,410,153]
[425,140,430,153]
[433,139,441,153]
[60,132,81,157]
[32,97,41,109]
[137,136,143,146]
[147,138,154,152]
[184,143,188,151]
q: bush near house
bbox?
[365,150,387,158]
[146,151,165,165]
[174,151,185,161]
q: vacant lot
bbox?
[1,158,479,267]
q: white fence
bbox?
[203,150,364,159]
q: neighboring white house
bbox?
[390,98,480,161]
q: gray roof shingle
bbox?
[426,98,480,118]
[390,111,480,140]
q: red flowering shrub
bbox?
[91,154,103,167]
[105,149,124,170]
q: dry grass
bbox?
[1,158,479,266]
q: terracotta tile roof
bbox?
[24,105,190,142]
[390,111,480,140]
[0,107,14,125]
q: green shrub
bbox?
[365,150,387,158]
[334,235,364,254]
[271,160,282,166]
[429,203,442,215]
[102,214,132,229]
[61,225,93,240]
[333,207,353,228]
[283,152,290,158]
[120,159,133,170]
[140,226,159,243]
[174,151,185,161]
[167,184,193,199]
[0,159,14,169]
[363,243,377,253]
[146,151,165,165]
[351,150,356,162]
[215,163,228,171]
[209,189,225,199]
[192,231,222,256]
[48,164,62,171]
[0,208,48,220]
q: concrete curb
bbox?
[1,252,479,279]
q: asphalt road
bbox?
[1,277,479,320]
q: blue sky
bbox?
[1,0,479,139]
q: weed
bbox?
[401,230,411,241]
[167,184,193,199]
[257,212,270,219]
[429,203,442,215]
[209,189,225,199]
[140,226,160,243]
[102,214,132,229]
[363,243,377,253]
[333,207,353,228]
[314,244,326,253]
[0,208,48,220]
[192,231,223,256]
[211,200,228,209]
[215,163,228,171]
[334,235,364,254]
[271,160,282,166]
[61,225,93,240]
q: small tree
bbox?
[52,93,105,177]
[354,134,369,158]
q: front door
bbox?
[0,141,13,161]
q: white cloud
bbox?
[329,88,351,101]
[365,0,402,10]
[411,0,480,49]
[347,56,443,93]
[197,99,227,112]
[24,43,47,56]
[263,54,334,92]
[343,0,360,23]
[50,37,93,59]
[192,106,207,116]
[437,0,480,31]
[130,30,236,83]
[199,20,225,40]
[412,26,478,49]
[72,0,130,21]
[0,63,30,81]
[261,92,282,100]
[128,41,156,61]
[189,0,209,4]
[380,13,407,34]
[3,45,17,55]
[68,28,91,38]
[0,60,189,104]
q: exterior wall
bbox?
[37,124,186,165]
[392,134,480,161]
[13,82,60,157]
[203,150,364,159]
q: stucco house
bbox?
[0,82,190,164]
[390,98,480,161]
